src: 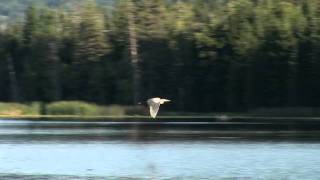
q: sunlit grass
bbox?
[0,102,40,115]
[2,114,320,121]
[0,114,216,120]
[0,101,144,117]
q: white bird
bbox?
[147,97,170,118]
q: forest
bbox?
[0,0,320,113]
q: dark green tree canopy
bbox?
[1,0,320,112]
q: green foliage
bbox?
[0,102,40,115]
[74,0,110,63]
[0,0,114,22]
[0,101,140,116]
[46,101,101,115]
[2,0,320,113]
[99,104,126,116]
[45,101,130,116]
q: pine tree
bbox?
[127,0,141,104]
[23,6,38,45]
[74,0,109,63]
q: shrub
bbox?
[99,105,126,116]
[0,101,146,116]
[46,101,101,115]
[124,105,147,115]
[46,101,127,116]
[0,102,40,115]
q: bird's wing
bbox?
[147,99,160,118]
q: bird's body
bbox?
[147,97,170,118]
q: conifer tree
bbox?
[74,0,109,63]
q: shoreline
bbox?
[1,116,320,133]
[2,114,320,121]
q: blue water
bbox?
[0,119,319,179]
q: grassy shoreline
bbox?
[0,101,145,117]
[0,114,226,120]
[2,114,320,122]
[1,101,320,121]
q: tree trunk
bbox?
[6,55,20,101]
[287,61,298,106]
[244,63,254,110]
[127,0,141,104]
[47,42,61,101]
[226,61,238,111]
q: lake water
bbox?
[0,119,320,179]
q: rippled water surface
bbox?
[0,119,320,179]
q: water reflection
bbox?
[0,119,320,143]
[0,119,320,179]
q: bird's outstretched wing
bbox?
[147,99,160,118]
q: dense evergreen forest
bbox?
[0,0,320,112]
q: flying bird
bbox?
[147,97,170,118]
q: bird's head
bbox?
[160,98,170,104]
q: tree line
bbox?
[1,0,320,112]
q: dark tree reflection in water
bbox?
[0,119,320,179]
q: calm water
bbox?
[0,119,320,179]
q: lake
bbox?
[0,119,320,179]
